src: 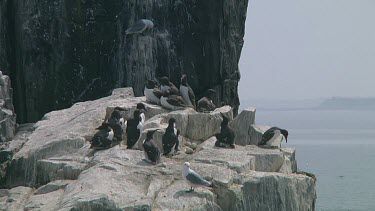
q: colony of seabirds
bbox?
[89,19,288,191]
[88,74,289,191]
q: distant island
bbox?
[240,97,375,111]
[315,97,375,110]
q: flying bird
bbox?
[125,19,154,35]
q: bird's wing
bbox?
[126,20,147,34]
[169,84,180,95]
[150,140,161,154]
[185,170,211,186]
[262,129,275,141]
[187,85,196,101]
[153,88,163,98]
[166,98,183,106]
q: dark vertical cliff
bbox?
[0,0,248,123]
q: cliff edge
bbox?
[0,87,316,211]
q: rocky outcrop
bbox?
[0,88,316,210]
[0,0,248,123]
[0,72,16,142]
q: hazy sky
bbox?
[239,0,375,101]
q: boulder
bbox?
[36,154,90,185]
[2,88,135,188]
[249,125,271,145]
[137,106,232,150]
[243,145,287,172]
[34,180,72,195]
[0,186,33,210]
[280,148,298,173]
[236,172,316,211]
[230,107,256,146]
[186,106,233,141]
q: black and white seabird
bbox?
[136,103,148,124]
[160,91,189,110]
[142,129,161,165]
[182,162,213,192]
[144,79,163,105]
[179,74,196,109]
[215,113,236,148]
[258,127,289,148]
[197,89,216,112]
[90,123,114,150]
[126,109,143,149]
[162,118,180,156]
[125,19,154,35]
[107,107,127,145]
[160,76,179,95]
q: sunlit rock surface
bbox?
[0,88,316,210]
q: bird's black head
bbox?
[96,122,111,131]
[181,75,188,86]
[206,89,216,98]
[146,129,158,138]
[281,129,289,143]
[146,79,157,89]
[137,103,148,112]
[111,107,126,119]
[168,118,176,126]
[160,76,170,85]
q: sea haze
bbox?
[248,106,375,211]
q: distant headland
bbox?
[315,97,375,110]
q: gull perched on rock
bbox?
[125,19,154,35]
[182,162,213,192]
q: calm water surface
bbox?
[254,109,375,211]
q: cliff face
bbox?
[0,0,247,123]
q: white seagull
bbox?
[182,162,213,192]
[125,19,154,35]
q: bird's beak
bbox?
[285,136,288,143]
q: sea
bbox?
[253,109,375,211]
